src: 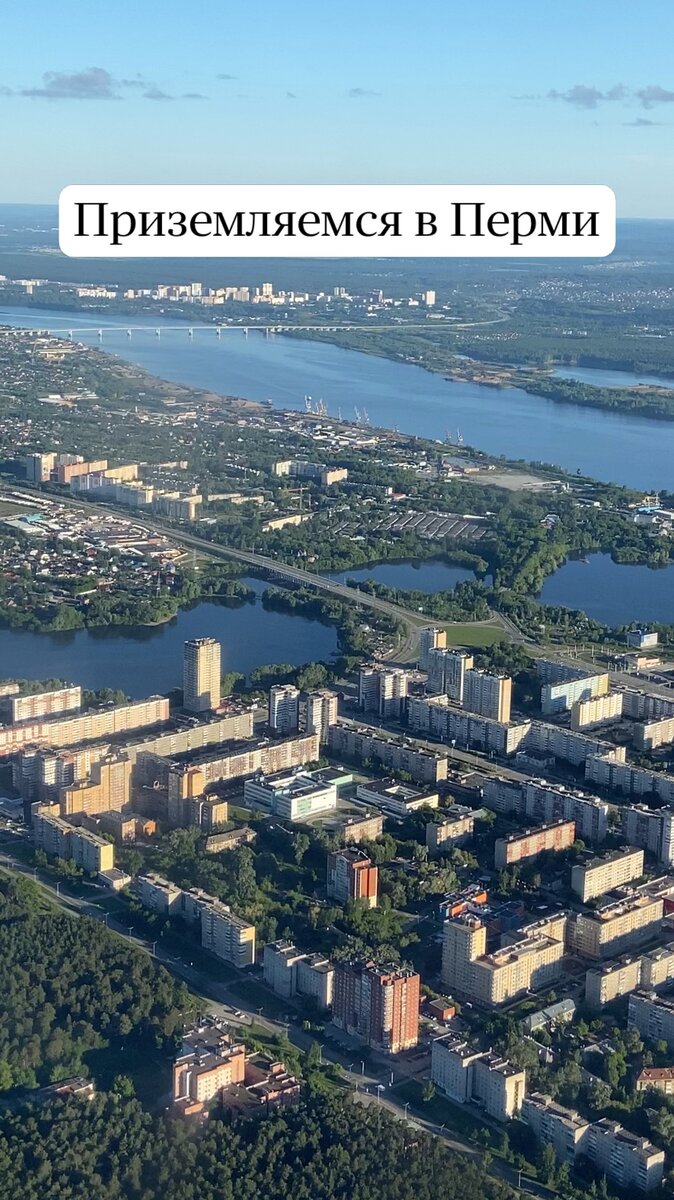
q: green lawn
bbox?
[443,623,506,648]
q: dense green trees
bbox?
[0,1091,516,1200]
[0,874,189,1090]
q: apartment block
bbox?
[332,960,420,1053]
[641,943,674,991]
[328,723,448,784]
[407,695,529,757]
[183,638,221,714]
[359,667,409,720]
[132,872,183,913]
[33,806,114,874]
[586,1120,664,1192]
[2,686,81,724]
[0,696,170,758]
[570,691,624,731]
[541,672,609,716]
[269,685,300,734]
[60,754,132,817]
[430,1036,525,1122]
[472,1053,526,1122]
[166,733,321,798]
[427,648,473,701]
[523,780,609,844]
[571,847,644,902]
[200,901,256,968]
[340,812,385,845]
[494,819,575,868]
[463,670,512,723]
[418,626,447,671]
[426,806,475,855]
[587,753,674,810]
[635,716,674,752]
[296,954,334,1010]
[526,723,612,768]
[622,804,669,856]
[441,912,566,1007]
[300,689,338,743]
[621,687,674,722]
[629,990,674,1049]
[521,1093,590,1165]
[430,1036,483,1102]
[173,1028,246,1109]
[263,940,334,1009]
[585,955,643,1009]
[572,893,664,960]
[327,848,378,908]
[57,458,108,485]
[23,450,56,482]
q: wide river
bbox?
[1,305,673,491]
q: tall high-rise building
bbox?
[418,626,447,671]
[464,670,512,723]
[269,685,300,734]
[332,960,420,1053]
[300,689,338,743]
[427,649,474,701]
[183,638,221,713]
[358,667,409,720]
[327,848,378,908]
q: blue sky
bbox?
[2,0,673,216]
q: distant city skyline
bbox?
[1,0,673,217]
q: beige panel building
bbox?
[571,847,644,902]
[60,754,132,817]
[573,894,664,960]
[522,1093,590,1165]
[570,691,624,731]
[431,1036,525,1121]
[200,901,256,968]
[442,912,566,1007]
[641,943,674,991]
[463,670,512,723]
[585,955,642,1009]
[183,638,221,713]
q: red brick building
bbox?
[327,848,378,909]
[333,960,420,1053]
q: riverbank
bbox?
[281,326,674,424]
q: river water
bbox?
[1,305,673,491]
[0,579,338,697]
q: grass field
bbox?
[442,623,506,648]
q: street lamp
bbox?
[404,1102,410,1120]
[376,1084,385,1105]
[360,1060,365,1075]
[150,941,157,956]
[318,1044,324,1065]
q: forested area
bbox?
[0,874,190,1090]
[0,1091,515,1200]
